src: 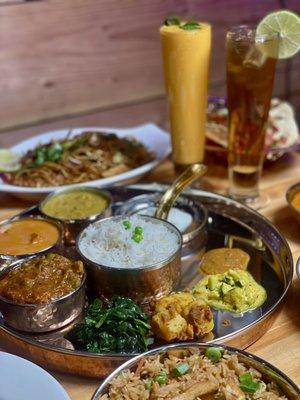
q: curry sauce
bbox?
[200,248,250,275]
[0,253,84,304]
[42,188,108,220]
[0,218,60,256]
[291,190,300,210]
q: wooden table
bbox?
[0,142,300,399]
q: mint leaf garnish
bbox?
[164,17,181,26]
[181,21,200,30]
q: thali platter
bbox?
[0,183,293,378]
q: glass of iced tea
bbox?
[226,25,279,208]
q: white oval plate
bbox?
[0,123,171,200]
[0,351,70,400]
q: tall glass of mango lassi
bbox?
[160,20,211,169]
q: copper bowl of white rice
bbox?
[76,215,182,304]
[92,343,300,400]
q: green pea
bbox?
[134,226,143,235]
[154,371,168,385]
[205,347,223,362]
[122,220,131,230]
[132,233,143,243]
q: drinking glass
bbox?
[160,23,211,171]
[226,25,279,209]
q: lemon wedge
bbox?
[0,149,22,172]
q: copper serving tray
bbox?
[0,184,293,378]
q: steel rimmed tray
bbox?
[0,183,293,378]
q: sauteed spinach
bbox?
[66,296,150,353]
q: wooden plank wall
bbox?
[0,0,299,131]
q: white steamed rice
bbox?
[79,215,180,268]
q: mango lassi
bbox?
[160,22,211,167]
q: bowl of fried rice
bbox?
[92,343,299,400]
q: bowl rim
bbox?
[76,214,183,271]
[92,342,300,399]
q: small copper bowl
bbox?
[286,182,300,224]
[39,186,112,245]
[0,259,86,332]
[76,215,182,305]
[0,216,63,271]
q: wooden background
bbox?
[0,0,299,134]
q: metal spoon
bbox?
[155,163,207,220]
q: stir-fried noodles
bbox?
[5,132,154,187]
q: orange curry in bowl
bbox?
[0,218,60,256]
[0,253,84,304]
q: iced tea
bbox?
[226,26,278,199]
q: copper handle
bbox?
[155,163,207,220]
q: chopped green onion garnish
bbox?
[172,363,190,377]
[154,370,168,385]
[122,220,131,230]
[205,347,223,362]
[239,372,261,393]
[145,379,153,391]
[164,16,181,26]
[180,21,200,30]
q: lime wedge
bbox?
[0,149,22,172]
[256,10,300,59]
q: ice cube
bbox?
[243,44,267,69]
